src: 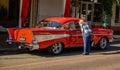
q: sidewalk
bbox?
[112,35,120,42]
[113,35,120,39]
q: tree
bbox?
[102,0,120,28]
[103,0,120,16]
[115,0,120,6]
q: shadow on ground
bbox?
[0,42,120,57]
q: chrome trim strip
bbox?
[29,44,39,50]
[34,34,70,42]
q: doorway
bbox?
[80,2,94,23]
[0,0,19,28]
[71,1,94,23]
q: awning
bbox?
[64,0,71,17]
[19,0,30,27]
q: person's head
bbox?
[79,20,84,24]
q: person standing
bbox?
[79,20,92,55]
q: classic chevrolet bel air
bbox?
[7,17,113,55]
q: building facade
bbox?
[33,0,120,28]
[0,0,19,28]
[0,0,120,29]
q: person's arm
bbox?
[80,24,84,36]
[80,24,83,32]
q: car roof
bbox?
[43,17,85,25]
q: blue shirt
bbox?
[80,22,92,35]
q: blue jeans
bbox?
[83,33,92,54]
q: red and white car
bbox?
[7,17,113,55]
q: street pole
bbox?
[19,0,23,28]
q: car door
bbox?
[68,21,83,47]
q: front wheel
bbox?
[98,38,109,50]
[48,42,63,55]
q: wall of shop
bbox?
[0,0,9,20]
[0,0,19,28]
[37,0,65,22]
[0,0,9,11]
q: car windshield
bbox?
[37,20,62,29]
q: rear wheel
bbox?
[48,42,63,55]
[98,38,109,50]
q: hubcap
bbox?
[100,38,107,49]
[52,43,62,54]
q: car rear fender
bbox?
[32,30,70,49]
[15,29,34,43]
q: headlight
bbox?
[20,37,26,41]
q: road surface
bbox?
[0,42,120,70]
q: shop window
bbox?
[93,4,102,22]
[71,0,77,17]
[71,0,81,18]
[0,0,19,28]
[115,6,120,23]
[97,0,103,3]
[81,0,93,1]
[75,21,80,30]
[0,0,9,20]
[81,0,102,3]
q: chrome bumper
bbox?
[6,39,39,50]
[29,44,39,50]
[109,38,114,42]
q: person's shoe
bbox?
[82,53,89,55]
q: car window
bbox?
[62,21,76,30]
[74,21,80,30]
[69,22,76,30]
[62,23,70,30]
[36,20,62,29]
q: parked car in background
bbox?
[7,17,113,55]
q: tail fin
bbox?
[7,28,17,40]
